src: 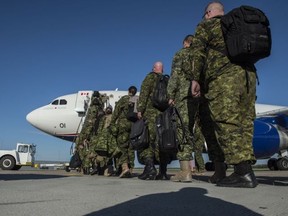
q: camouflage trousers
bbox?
[200,68,257,164]
[175,98,194,161]
[115,127,135,168]
[193,122,205,171]
[137,112,159,164]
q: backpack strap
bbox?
[172,106,186,151]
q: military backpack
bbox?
[151,73,170,112]
[156,106,184,153]
[221,5,272,64]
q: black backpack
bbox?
[130,119,149,150]
[156,106,184,153]
[151,73,170,112]
[221,5,271,64]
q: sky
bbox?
[0,0,287,162]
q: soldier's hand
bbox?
[168,99,175,105]
[137,112,142,119]
[191,80,201,98]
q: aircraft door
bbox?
[74,91,93,113]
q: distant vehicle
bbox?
[26,90,288,170]
[0,143,36,170]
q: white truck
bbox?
[0,143,36,170]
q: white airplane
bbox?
[26,90,288,170]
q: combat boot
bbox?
[83,167,90,175]
[138,158,157,180]
[171,161,192,182]
[90,164,98,176]
[217,161,258,188]
[119,163,131,178]
[104,165,114,177]
[156,162,169,180]
[208,161,226,184]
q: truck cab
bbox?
[0,143,36,170]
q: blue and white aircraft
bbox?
[26,90,288,170]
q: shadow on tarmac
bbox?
[192,174,288,186]
[84,187,262,216]
[0,173,68,181]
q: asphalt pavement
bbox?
[0,168,287,216]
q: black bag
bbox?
[130,119,149,150]
[156,106,184,153]
[151,74,170,112]
[69,151,82,168]
[221,5,271,64]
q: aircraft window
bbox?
[52,100,59,105]
[60,99,67,105]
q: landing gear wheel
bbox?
[276,157,288,170]
[267,158,278,170]
[65,166,71,172]
[205,162,215,171]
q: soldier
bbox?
[75,91,105,175]
[190,1,258,188]
[167,35,195,182]
[109,86,138,178]
[89,105,114,176]
[137,61,164,180]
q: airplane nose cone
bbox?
[26,110,37,127]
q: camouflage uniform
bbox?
[137,72,162,164]
[193,115,205,172]
[190,17,257,165]
[75,92,105,173]
[90,112,115,172]
[110,95,134,171]
[167,47,195,161]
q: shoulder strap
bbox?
[172,106,186,150]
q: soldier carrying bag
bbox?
[130,119,149,150]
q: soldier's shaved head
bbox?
[153,61,163,74]
[204,1,224,19]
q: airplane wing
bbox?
[256,104,288,117]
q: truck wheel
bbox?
[0,156,16,170]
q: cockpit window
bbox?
[60,99,67,105]
[51,99,67,105]
[52,100,59,105]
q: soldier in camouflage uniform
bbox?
[89,106,114,176]
[75,91,105,175]
[109,86,138,178]
[190,2,258,188]
[137,62,163,180]
[167,35,195,182]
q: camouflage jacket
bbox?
[190,16,231,82]
[167,47,194,101]
[137,72,161,115]
[110,95,132,132]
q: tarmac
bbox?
[0,168,287,216]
